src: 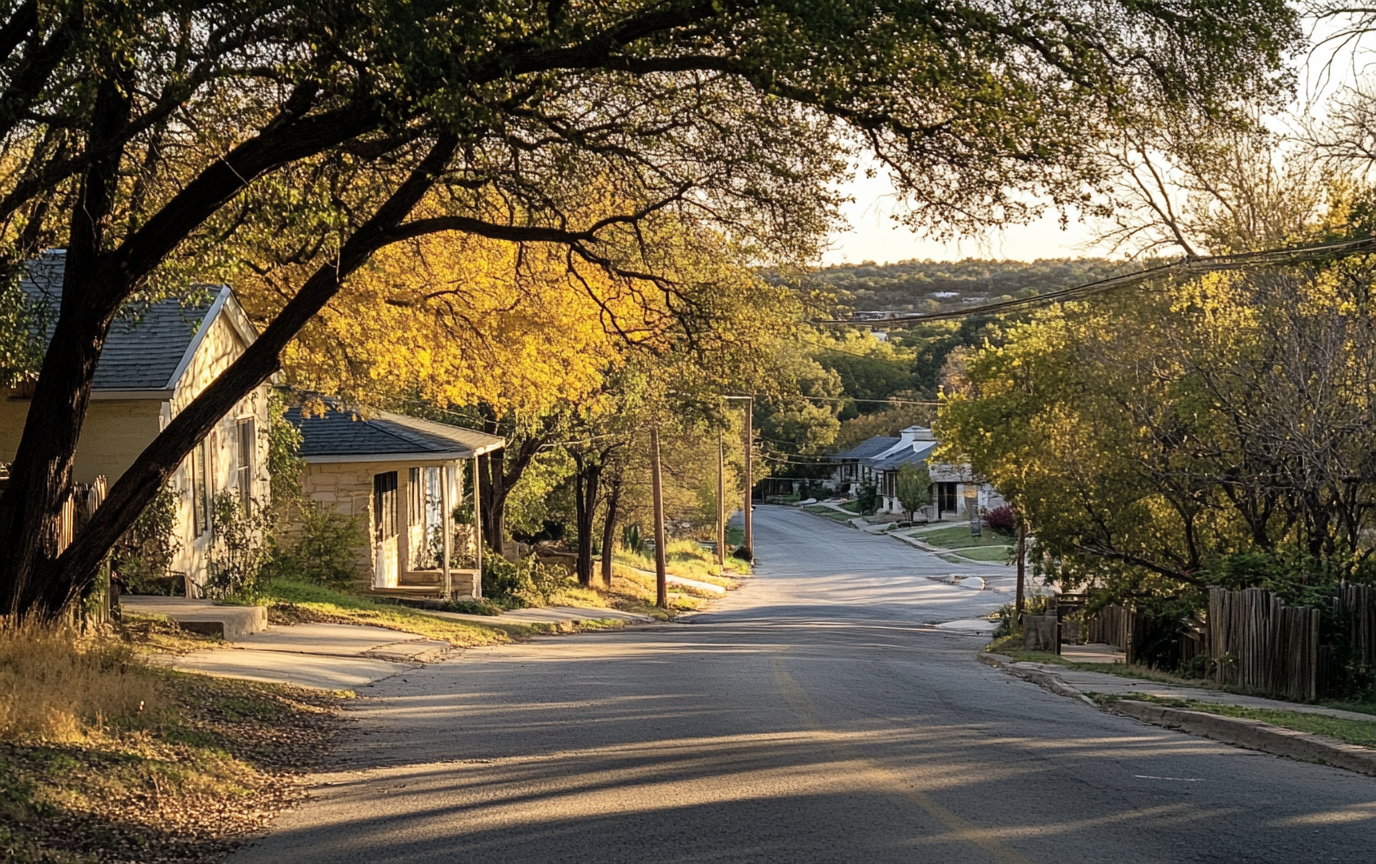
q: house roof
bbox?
[286,402,505,462]
[831,436,900,462]
[20,250,243,395]
[871,443,937,471]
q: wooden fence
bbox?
[1080,584,1376,701]
[1087,603,1136,661]
[1335,582,1376,670]
[54,476,107,556]
[1209,587,1322,701]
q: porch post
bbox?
[472,454,483,598]
[441,464,452,598]
[398,467,412,577]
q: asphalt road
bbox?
[229,506,1376,864]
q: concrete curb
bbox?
[1110,699,1376,777]
[926,574,987,591]
[978,652,1095,706]
[979,651,1376,777]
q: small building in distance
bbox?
[828,425,1003,522]
[284,401,504,598]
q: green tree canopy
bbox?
[895,462,932,522]
[0,0,1302,615]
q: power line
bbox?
[798,394,938,407]
[817,234,1376,325]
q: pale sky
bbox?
[821,16,1364,268]
[822,164,1107,265]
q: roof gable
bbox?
[872,443,936,470]
[21,250,240,393]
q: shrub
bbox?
[481,553,572,608]
[267,388,305,506]
[622,524,645,555]
[0,619,160,742]
[990,594,1051,639]
[273,502,366,590]
[984,505,1016,535]
[206,491,272,602]
[854,480,879,515]
[111,484,183,594]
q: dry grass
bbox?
[0,619,162,744]
[615,539,748,585]
[0,621,344,863]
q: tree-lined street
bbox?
[227,507,1376,864]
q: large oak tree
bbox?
[0,0,1299,615]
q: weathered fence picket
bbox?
[1210,587,1323,702]
[52,476,107,557]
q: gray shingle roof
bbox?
[871,443,936,471]
[287,402,504,460]
[21,250,222,391]
[831,436,900,462]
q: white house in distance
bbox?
[828,425,1002,520]
[0,251,270,592]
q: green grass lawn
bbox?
[262,579,544,644]
[919,524,1016,549]
[1095,693,1376,749]
[804,504,854,522]
[947,545,1012,562]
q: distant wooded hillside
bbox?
[800,258,1126,312]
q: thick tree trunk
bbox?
[477,450,505,558]
[573,454,601,587]
[477,431,546,559]
[0,64,129,615]
[600,473,622,590]
[0,91,377,616]
[12,134,455,615]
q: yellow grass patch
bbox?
[0,619,161,744]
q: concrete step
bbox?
[121,595,267,639]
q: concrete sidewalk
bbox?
[169,623,452,690]
[1022,660,1376,723]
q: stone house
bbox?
[0,251,270,592]
[284,402,504,598]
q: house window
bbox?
[373,471,398,540]
[236,418,255,512]
[191,439,210,536]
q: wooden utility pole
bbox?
[651,426,668,608]
[1015,518,1027,613]
[716,431,725,567]
[743,396,753,558]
